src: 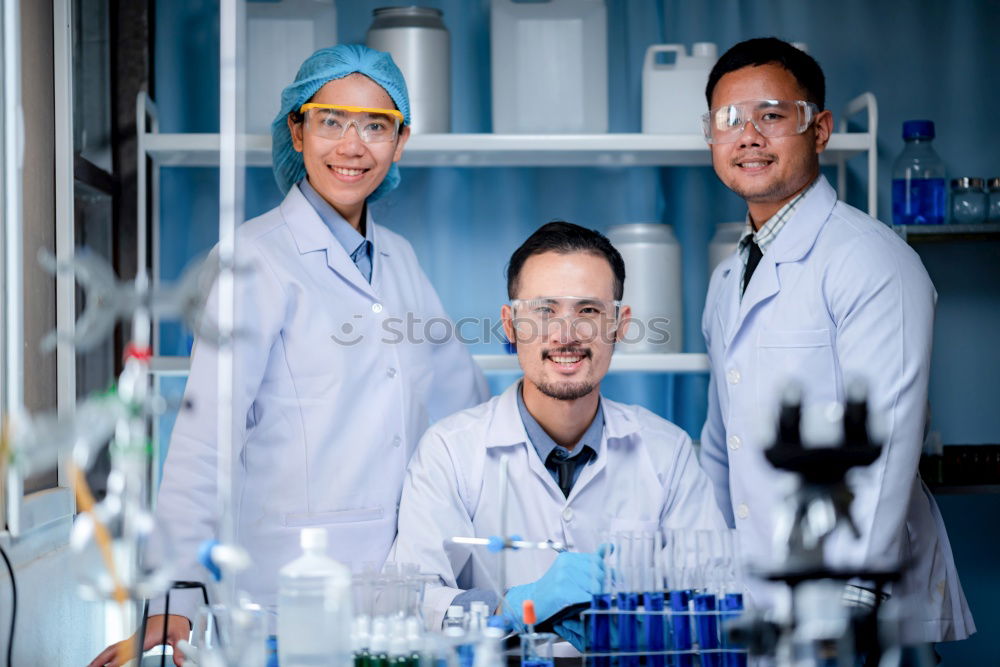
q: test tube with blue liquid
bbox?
[642,531,666,667]
[719,530,746,667]
[720,593,746,667]
[667,530,694,667]
[615,532,639,667]
[588,536,613,667]
[693,531,722,667]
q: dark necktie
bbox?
[547,449,576,498]
[743,238,763,294]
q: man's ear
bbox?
[813,109,833,154]
[501,304,516,344]
[614,304,632,343]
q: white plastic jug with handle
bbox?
[642,42,717,135]
[490,0,608,134]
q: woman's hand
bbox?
[87,614,191,667]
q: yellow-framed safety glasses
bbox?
[298,103,404,143]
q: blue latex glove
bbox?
[554,618,586,651]
[501,545,608,632]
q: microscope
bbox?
[729,383,906,667]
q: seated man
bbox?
[392,221,725,644]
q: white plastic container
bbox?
[247,0,337,135]
[277,528,353,667]
[366,6,450,134]
[490,0,608,134]
[641,42,717,135]
[607,223,683,354]
[708,222,744,276]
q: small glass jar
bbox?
[950,177,987,224]
[988,177,1000,224]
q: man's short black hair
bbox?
[506,221,626,300]
[705,37,826,110]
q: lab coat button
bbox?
[728,435,742,451]
[727,369,741,384]
[392,435,401,448]
[372,303,383,313]
[736,503,749,519]
[562,508,574,522]
[387,367,397,378]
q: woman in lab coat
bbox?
[89,45,488,667]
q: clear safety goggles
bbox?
[701,99,820,144]
[509,296,622,341]
[298,103,404,143]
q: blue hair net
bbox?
[271,44,410,200]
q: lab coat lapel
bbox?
[566,395,636,504]
[279,185,378,299]
[716,255,743,348]
[485,383,566,501]
[724,176,838,346]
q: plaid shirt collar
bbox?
[737,177,819,269]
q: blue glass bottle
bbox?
[892,120,946,225]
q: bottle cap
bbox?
[300,527,327,551]
[446,605,464,619]
[692,42,717,58]
[370,618,388,652]
[522,599,537,625]
[951,177,985,190]
[902,120,935,140]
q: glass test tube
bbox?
[643,532,666,667]
[588,538,612,667]
[694,592,721,667]
[667,531,694,667]
[720,593,746,667]
[616,532,639,667]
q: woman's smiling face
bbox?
[288,73,409,227]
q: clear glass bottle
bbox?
[950,177,988,224]
[892,120,947,225]
[987,177,1000,224]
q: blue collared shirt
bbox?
[298,178,374,283]
[516,382,602,490]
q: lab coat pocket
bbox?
[283,506,384,528]
[756,328,837,411]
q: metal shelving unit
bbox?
[137,91,878,383]
[151,352,710,376]
[139,92,880,214]
[893,223,1000,243]
[143,130,872,168]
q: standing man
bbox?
[393,222,725,646]
[699,37,974,645]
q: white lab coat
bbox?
[392,381,727,631]
[700,176,974,643]
[151,184,488,621]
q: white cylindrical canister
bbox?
[607,223,683,354]
[367,6,451,134]
[708,222,744,277]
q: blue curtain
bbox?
[154,2,1000,660]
